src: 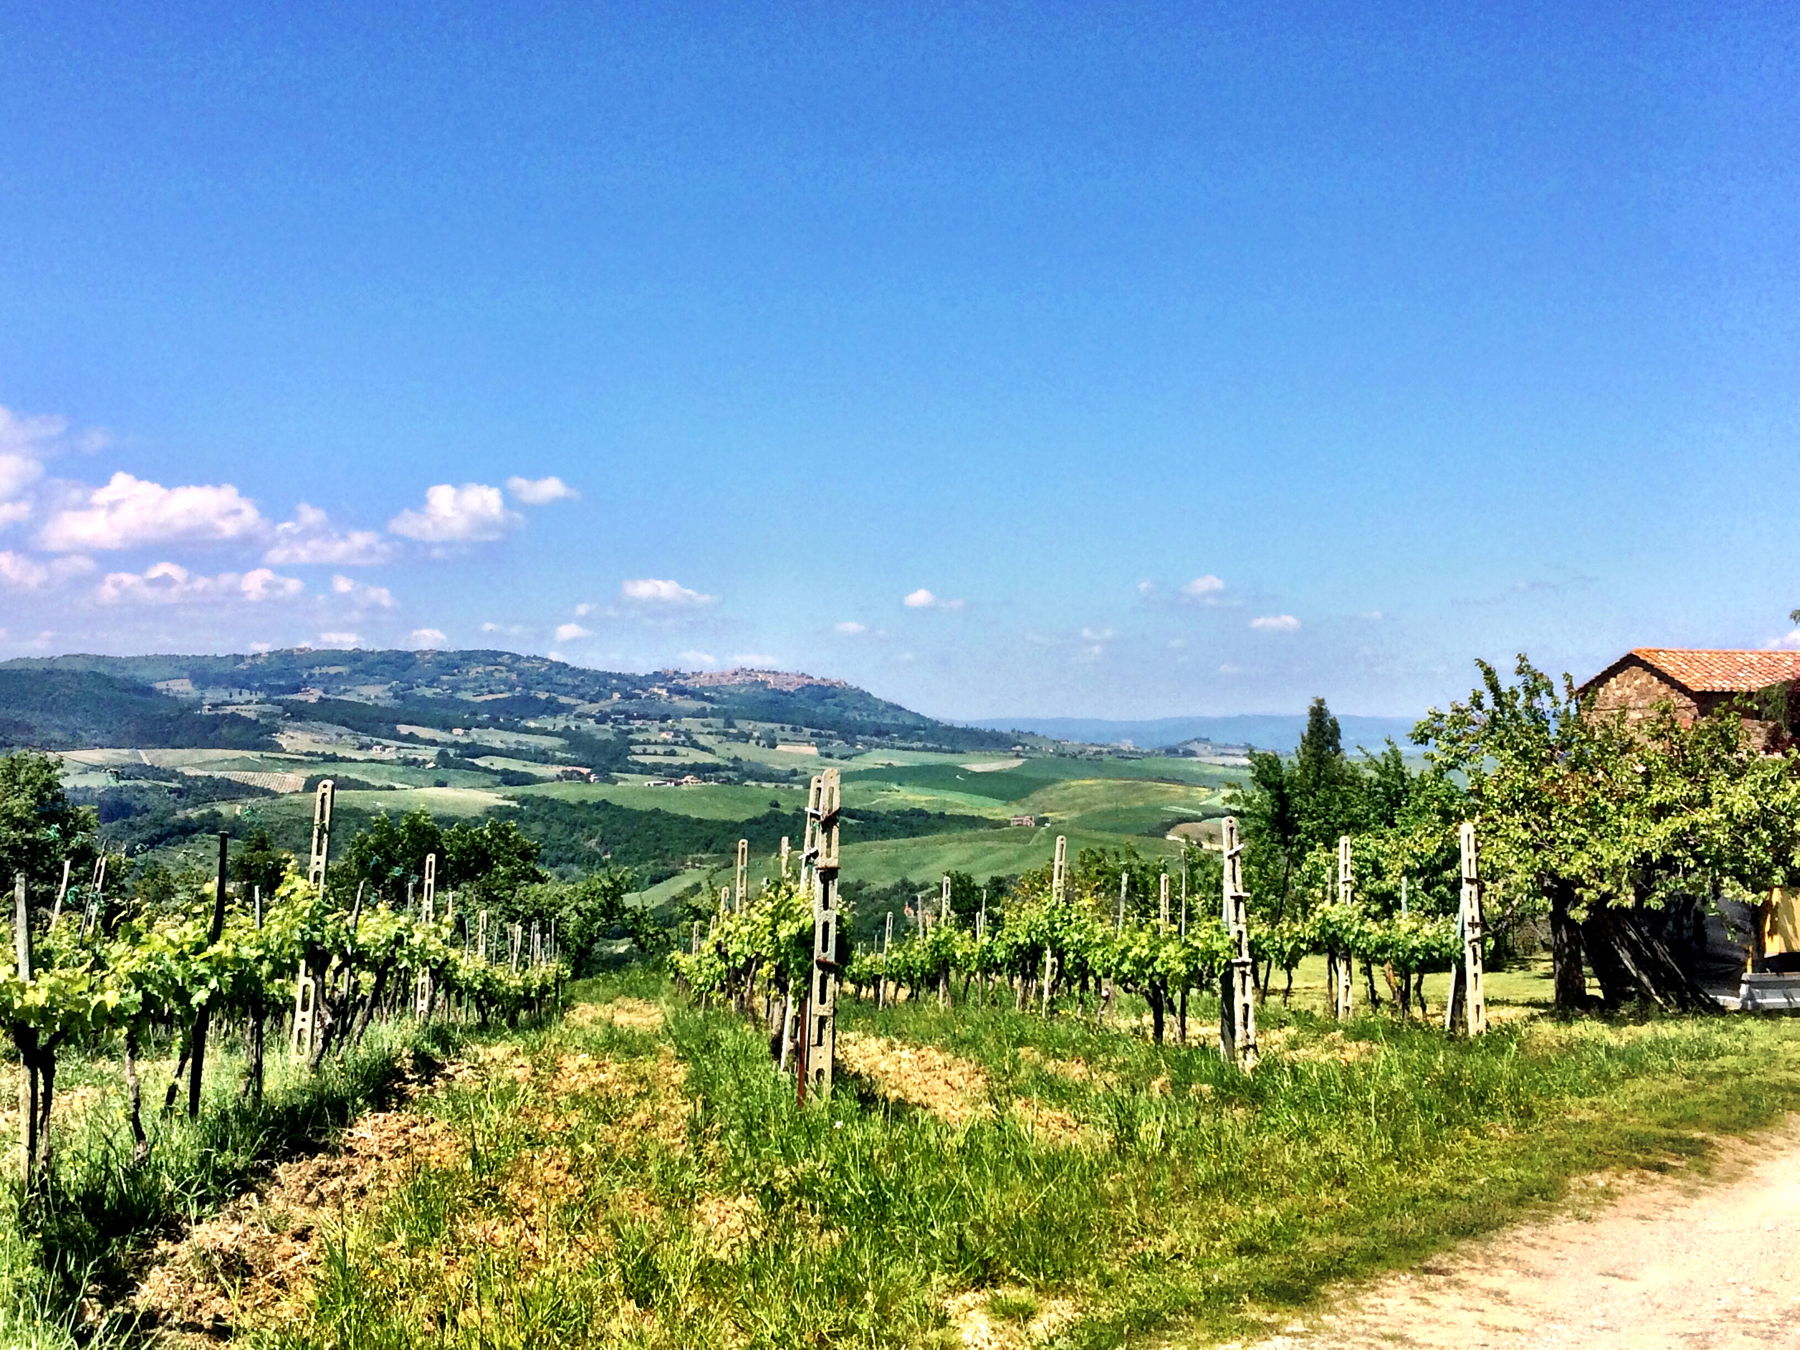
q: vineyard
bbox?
[8,658,1800,1347]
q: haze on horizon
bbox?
[1,4,1795,724]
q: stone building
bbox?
[1577,647,1800,751]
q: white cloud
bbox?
[620,578,717,606]
[1180,575,1226,602]
[265,504,395,565]
[1136,580,1157,596]
[331,573,397,610]
[679,649,719,667]
[97,561,305,606]
[387,483,521,543]
[554,621,591,642]
[1359,610,1385,621]
[39,472,267,552]
[0,452,43,526]
[834,620,868,635]
[572,601,597,617]
[1079,626,1115,642]
[318,631,361,648]
[1249,614,1301,631]
[1218,662,1243,674]
[1766,630,1800,651]
[249,641,275,654]
[409,627,448,648]
[0,551,95,591]
[902,588,964,610]
[506,475,580,505]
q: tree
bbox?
[442,816,546,904]
[0,750,97,906]
[340,809,444,903]
[1417,654,1800,1010]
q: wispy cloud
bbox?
[835,620,868,635]
[621,578,716,606]
[96,562,304,605]
[506,475,580,505]
[265,504,395,565]
[553,621,591,642]
[0,551,94,591]
[903,587,964,610]
[408,627,447,648]
[331,573,397,610]
[1249,614,1301,632]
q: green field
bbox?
[505,780,804,820]
[260,784,508,820]
[839,824,1180,888]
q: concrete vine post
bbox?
[878,910,893,1009]
[291,780,333,1058]
[415,853,437,1021]
[1445,822,1489,1036]
[1219,817,1258,1071]
[80,855,106,941]
[1333,835,1354,1020]
[50,859,69,928]
[735,839,749,914]
[803,769,842,1100]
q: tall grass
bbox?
[252,976,1800,1349]
[0,1020,465,1347]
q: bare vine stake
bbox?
[187,833,229,1119]
[1159,873,1170,932]
[1052,835,1068,905]
[14,871,33,1185]
[1179,869,1190,1042]
[803,769,842,1099]
[1219,817,1258,1071]
[510,924,522,972]
[878,911,893,1009]
[690,920,702,956]
[50,859,69,928]
[80,856,106,940]
[477,910,489,963]
[780,835,791,879]
[735,839,749,914]
[292,780,333,1057]
[938,875,953,1005]
[1333,836,1354,1020]
[1445,823,1488,1036]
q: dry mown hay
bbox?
[837,1032,990,1126]
[132,1111,462,1339]
[946,1287,1081,1349]
[839,1034,1099,1147]
[566,996,666,1031]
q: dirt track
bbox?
[1240,1118,1800,1349]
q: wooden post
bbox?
[80,855,107,940]
[1052,835,1068,905]
[803,770,842,1099]
[415,854,437,1020]
[780,835,791,879]
[1333,835,1354,1020]
[735,839,749,913]
[477,910,489,963]
[1219,817,1258,1071]
[187,833,229,1118]
[1159,872,1170,932]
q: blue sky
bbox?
[2,3,1796,720]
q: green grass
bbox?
[260,785,508,820]
[229,975,1800,1350]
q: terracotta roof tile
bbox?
[1627,648,1800,693]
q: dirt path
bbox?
[1240,1118,1800,1350]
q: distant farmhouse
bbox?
[1578,648,1800,752]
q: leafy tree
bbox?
[1417,654,1800,1010]
[231,821,292,906]
[339,808,444,903]
[0,750,96,906]
[442,816,547,904]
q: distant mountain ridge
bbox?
[0,648,1016,754]
[969,713,1419,754]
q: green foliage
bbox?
[0,751,97,901]
[0,670,278,752]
